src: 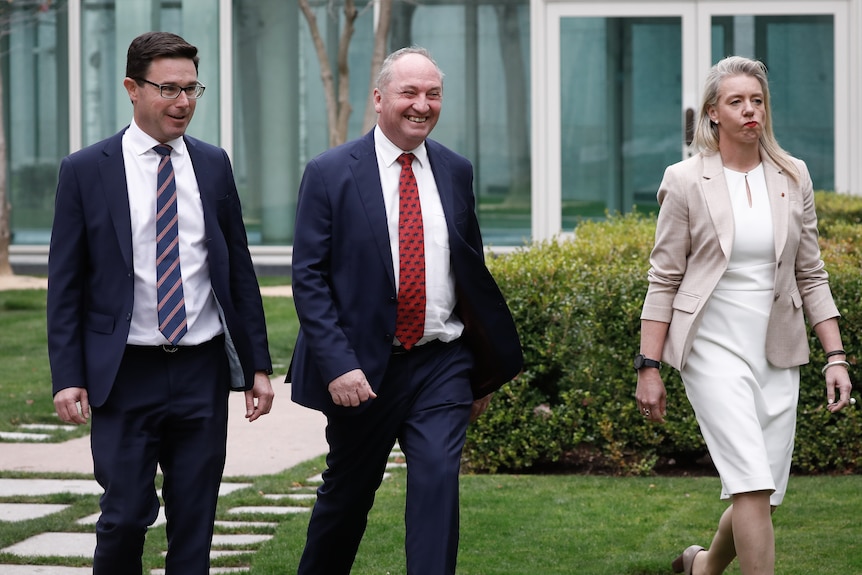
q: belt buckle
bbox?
[161,344,179,353]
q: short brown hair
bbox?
[126,31,199,81]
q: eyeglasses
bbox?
[136,78,206,100]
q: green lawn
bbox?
[0,285,297,436]
[1,286,861,573]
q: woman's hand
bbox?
[824,362,854,413]
[636,369,667,423]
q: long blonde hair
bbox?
[691,56,799,183]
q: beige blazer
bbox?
[641,150,839,370]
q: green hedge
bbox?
[466,192,862,475]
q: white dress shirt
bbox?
[374,125,464,345]
[122,120,223,346]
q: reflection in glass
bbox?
[5,0,68,244]
[560,17,682,232]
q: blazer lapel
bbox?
[426,142,458,237]
[700,152,734,261]
[100,130,133,269]
[762,153,789,260]
[351,131,397,290]
[184,137,221,245]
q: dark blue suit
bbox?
[47,127,272,574]
[289,130,522,574]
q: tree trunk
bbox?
[333,0,357,145]
[362,0,392,132]
[300,0,361,148]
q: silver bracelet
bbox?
[821,360,850,375]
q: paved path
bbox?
[0,385,328,477]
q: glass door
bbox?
[532,2,695,239]
[698,1,848,194]
[532,0,850,241]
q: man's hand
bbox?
[328,369,377,407]
[244,371,275,422]
[53,387,90,425]
[470,393,492,422]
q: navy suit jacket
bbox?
[288,130,522,413]
[47,127,272,407]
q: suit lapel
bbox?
[184,137,220,245]
[100,130,133,269]
[762,153,789,260]
[700,152,734,261]
[351,131,397,289]
[426,141,455,224]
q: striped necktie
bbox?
[153,144,188,345]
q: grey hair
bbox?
[692,55,799,182]
[376,46,444,91]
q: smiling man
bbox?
[47,31,274,574]
[288,46,522,574]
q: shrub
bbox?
[466,192,862,475]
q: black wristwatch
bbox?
[634,353,662,371]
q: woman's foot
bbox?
[672,545,705,575]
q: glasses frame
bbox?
[135,78,206,100]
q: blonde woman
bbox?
[635,56,853,575]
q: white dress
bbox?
[680,164,799,506]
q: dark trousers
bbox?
[90,337,230,575]
[297,340,475,575]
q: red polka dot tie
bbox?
[395,153,426,349]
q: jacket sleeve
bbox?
[641,164,690,324]
[47,156,89,394]
[792,159,840,326]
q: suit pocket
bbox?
[789,289,803,309]
[672,291,700,314]
[86,310,115,334]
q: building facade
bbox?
[5,0,861,249]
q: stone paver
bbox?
[76,507,167,527]
[228,505,310,515]
[0,503,70,522]
[212,533,273,546]
[0,479,102,497]
[0,567,92,574]
[151,569,249,574]
[0,431,51,441]
[218,482,254,496]
[19,424,77,432]
[2,532,94,557]
[214,519,278,528]
[263,493,316,501]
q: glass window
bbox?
[4,0,69,244]
[712,15,834,190]
[409,2,532,245]
[232,0,375,244]
[80,0,220,147]
[237,0,532,246]
[560,17,682,230]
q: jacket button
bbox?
[774,293,780,301]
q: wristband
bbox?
[821,360,850,375]
[825,349,846,359]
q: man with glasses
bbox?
[47,31,274,574]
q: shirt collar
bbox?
[126,119,187,157]
[374,125,428,169]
